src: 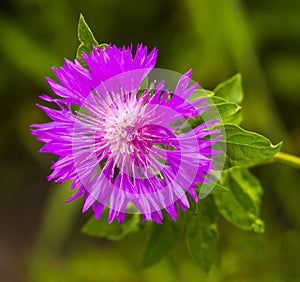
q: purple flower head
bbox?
[31,44,221,223]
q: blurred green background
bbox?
[0,0,300,281]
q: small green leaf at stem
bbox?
[78,14,98,47]
[76,14,107,66]
[214,73,243,103]
[141,214,183,267]
[81,210,141,240]
[214,168,264,233]
[186,196,219,273]
[218,123,282,169]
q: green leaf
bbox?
[76,14,107,65]
[219,123,282,169]
[212,96,243,124]
[141,215,183,267]
[214,168,264,233]
[78,14,98,48]
[187,89,213,100]
[188,95,242,128]
[186,197,219,273]
[214,73,243,103]
[211,182,230,194]
[81,210,141,240]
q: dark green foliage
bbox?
[214,168,264,233]
[82,209,142,240]
[186,197,219,272]
[77,18,284,273]
[141,214,184,267]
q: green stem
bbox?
[273,152,300,170]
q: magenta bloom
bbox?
[31,45,220,223]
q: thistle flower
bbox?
[31,44,221,223]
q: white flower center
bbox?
[104,108,141,157]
